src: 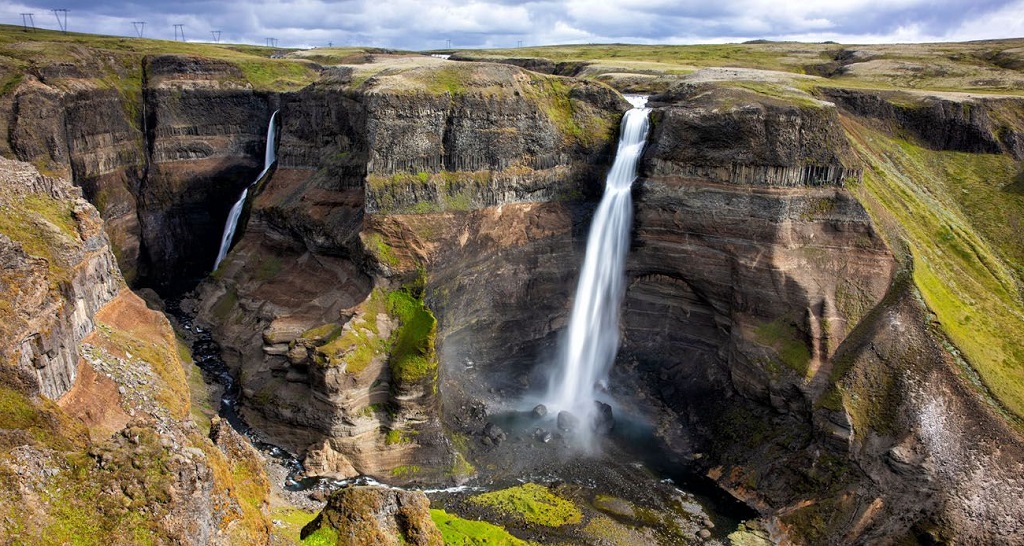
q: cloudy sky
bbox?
[3,0,1024,50]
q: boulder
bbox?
[592,401,614,435]
[301,486,443,546]
[557,411,580,433]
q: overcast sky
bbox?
[3,0,1024,50]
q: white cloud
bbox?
[1,0,1022,49]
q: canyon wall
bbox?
[0,157,272,543]
[3,47,1024,544]
[194,62,625,481]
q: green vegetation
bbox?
[845,119,1024,420]
[313,289,387,374]
[386,288,437,383]
[301,525,340,546]
[366,170,488,215]
[364,232,401,268]
[270,507,319,545]
[470,483,583,527]
[0,24,319,93]
[389,464,422,478]
[753,318,812,375]
[0,192,79,291]
[430,509,531,545]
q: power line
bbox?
[211,30,221,43]
[173,23,184,42]
[20,13,35,31]
[265,37,277,48]
[132,21,145,38]
[52,8,68,33]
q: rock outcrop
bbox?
[301,486,443,546]
[0,158,272,544]
[0,156,121,399]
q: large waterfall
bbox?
[545,96,651,433]
[213,110,279,270]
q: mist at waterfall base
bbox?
[213,110,279,270]
[527,96,652,449]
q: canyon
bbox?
[1,27,1024,545]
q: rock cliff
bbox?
[4,35,1024,545]
[0,157,272,543]
[194,61,624,482]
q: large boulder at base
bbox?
[300,486,443,546]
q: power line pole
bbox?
[52,9,68,33]
[266,37,277,48]
[446,38,451,49]
[133,21,145,38]
[20,13,35,31]
[211,30,221,43]
[517,40,523,48]
[173,24,185,42]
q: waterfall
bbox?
[213,110,278,270]
[545,96,651,429]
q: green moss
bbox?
[314,290,386,373]
[386,289,438,383]
[429,509,530,546]
[753,318,812,375]
[364,232,401,268]
[384,429,407,445]
[271,507,319,544]
[390,465,422,478]
[469,483,583,527]
[448,452,476,479]
[582,515,639,545]
[302,525,339,546]
[300,323,343,344]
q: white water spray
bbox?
[544,96,651,427]
[213,110,279,270]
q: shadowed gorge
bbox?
[1,25,1024,545]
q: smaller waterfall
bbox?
[544,95,651,436]
[213,111,278,270]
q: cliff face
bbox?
[4,41,1024,544]
[0,156,121,399]
[195,62,625,481]
[0,157,271,544]
[1,54,276,287]
[626,85,1024,543]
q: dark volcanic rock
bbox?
[557,410,580,433]
[483,422,507,445]
[592,401,614,435]
[532,404,548,418]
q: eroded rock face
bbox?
[0,157,121,399]
[195,66,624,481]
[301,486,443,546]
[821,88,1024,159]
[0,158,273,542]
[0,54,277,287]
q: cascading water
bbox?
[213,110,279,270]
[544,95,651,434]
